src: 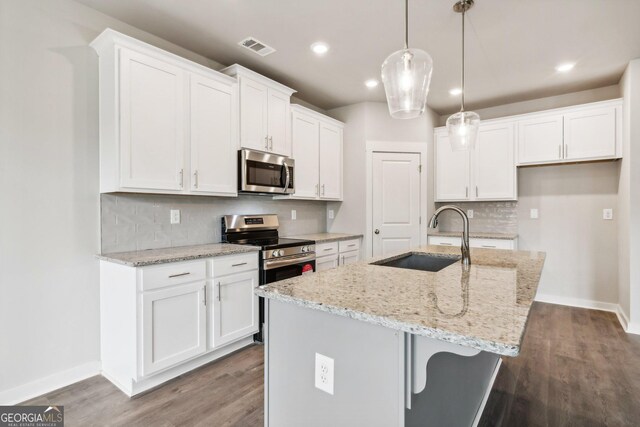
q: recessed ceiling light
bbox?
[555,63,575,73]
[449,88,462,96]
[311,42,329,55]
[365,79,379,88]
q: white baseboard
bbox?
[0,361,101,405]
[535,293,635,334]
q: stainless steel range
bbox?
[221,214,316,342]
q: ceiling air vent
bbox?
[238,37,276,57]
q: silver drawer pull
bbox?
[169,272,190,278]
[232,262,248,267]
[481,245,497,248]
[323,248,334,251]
[348,244,356,247]
[439,243,453,246]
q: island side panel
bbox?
[266,299,404,427]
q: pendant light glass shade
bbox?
[381,48,433,119]
[446,110,480,151]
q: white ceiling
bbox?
[76,0,640,114]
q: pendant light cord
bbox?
[461,4,465,112]
[404,0,409,49]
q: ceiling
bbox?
[76,0,640,114]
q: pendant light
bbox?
[446,0,480,151]
[381,0,433,119]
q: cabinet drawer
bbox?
[140,260,207,292]
[212,253,258,277]
[338,239,360,253]
[428,236,461,247]
[470,238,515,250]
[316,242,338,257]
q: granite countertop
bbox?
[429,230,519,240]
[256,245,545,357]
[286,233,363,243]
[97,243,259,267]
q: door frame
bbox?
[365,141,428,259]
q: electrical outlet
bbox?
[467,209,474,219]
[328,209,335,219]
[315,353,334,395]
[291,209,297,220]
[530,208,539,219]
[170,209,181,224]
[603,208,613,220]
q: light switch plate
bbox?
[170,209,181,224]
[530,208,539,219]
[328,209,335,219]
[315,353,334,395]
[291,209,297,220]
[467,209,474,219]
[603,208,613,220]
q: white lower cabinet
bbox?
[315,239,361,271]
[340,250,360,266]
[100,252,258,397]
[141,281,207,377]
[316,254,339,272]
[428,235,518,250]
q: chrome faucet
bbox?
[428,205,471,266]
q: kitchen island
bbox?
[256,245,545,427]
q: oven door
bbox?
[239,149,295,194]
[262,253,316,284]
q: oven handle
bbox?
[282,161,291,193]
[263,253,316,270]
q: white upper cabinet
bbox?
[223,64,296,157]
[474,122,516,200]
[517,114,564,165]
[516,99,622,165]
[291,110,320,199]
[435,130,471,201]
[282,105,344,201]
[189,73,238,196]
[319,122,343,200]
[119,48,186,191]
[91,29,238,196]
[563,106,617,161]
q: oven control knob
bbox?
[272,250,280,257]
[301,246,307,253]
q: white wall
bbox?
[326,102,437,256]
[618,59,640,332]
[0,0,244,403]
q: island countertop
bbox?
[256,245,545,357]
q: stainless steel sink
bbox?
[371,253,460,272]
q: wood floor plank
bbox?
[20,303,640,426]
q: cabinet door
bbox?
[189,74,237,196]
[435,131,470,201]
[240,78,269,152]
[291,111,320,199]
[212,270,259,348]
[141,281,207,377]
[267,89,291,156]
[473,122,516,200]
[316,254,339,271]
[340,250,360,266]
[119,48,185,191]
[319,122,343,200]
[563,106,617,161]
[517,114,563,165]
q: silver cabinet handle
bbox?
[374,229,380,235]
[231,262,248,267]
[323,248,333,251]
[217,282,221,301]
[321,184,325,196]
[168,272,190,278]
[465,187,468,198]
[269,136,273,151]
[316,184,319,196]
[348,244,356,247]
[282,161,290,193]
[265,136,269,150]
[481,245,497,248]
[179,169,184,187]
[439,242,453,246]
[558,145,562,159]
[203,285,207,306]
[565,144,568,158]
[193,170,199,188]
[475,186,478,198]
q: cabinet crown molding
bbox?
[222,64,296,96]
[291,104,345,128]
[90,28,236,86]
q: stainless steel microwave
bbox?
[238,149,295,194]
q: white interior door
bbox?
[372,152,421,257]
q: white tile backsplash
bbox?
[101,193,328,253]
[434,201,518,234]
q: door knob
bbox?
[374,229,380,235]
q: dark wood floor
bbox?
[23,303,640,426]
